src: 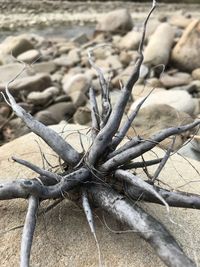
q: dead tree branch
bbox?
[90,184,196,267]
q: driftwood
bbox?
[0,1,200,266]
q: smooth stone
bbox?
[0,36,34,63]
[118,31,141,50]
[170,83,198,94]
[0,73,52,96]
[27,87,59,105]
[0,103,11,118]
[144,23,174,66]
[160,72,192,88]
[73,106,91,125]
[62,73,91,95]
[54,48,80,67]
[132,84,165,100]
[112,63,148,88]
[6,117,30,139]
[0,124,199,266]
[0,63,29,83]
[71,33,89,45]
[171,19,200,72]
[128,104,194,150]
[119,50,133,66]
[192,68,200,80]
[46,102,76,123]
[17,49,40,64]
[34,110,58,125]
[30,61,57,74]
[178,140,200,161]
[190,128,200,154]
[96,9,133,33]
[69,91,88,108]
[130,90,198,115]
[169,15,193,28]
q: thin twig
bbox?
[111,88,155,150]
[121,158,163,170]
[87,1,156,166]
[12,156,61,182]
[126,183,200,209]
[152,136,176,183]
[89,87,100,140]
[82,188,102,267]
[101,120,200,171]
[20,195,39,267]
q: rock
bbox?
[160,72,192,88]
[0,36,34,63]
[0,63,29,83]
[34,110,58,125]
[170,83,199,94]
[105,55,122,70]
[72,33,89,45]
[17,49,40,64]
[118,31,141,50]
[130,90,198,115]
[190,128,200,154]
[178,141,200,162]
[169,14,193,29]
[96,9,133,33]
[63,73,91,95]
[0,73,52,96]
[0,124,200,267]
[119,51,133,66]
[112,64,148,88]
[145,78,163,88]
[192,68,200,80]
[171,19,200,72]
[0,103,11,118]
[57,41,77,55]
[132,84,165,100]
[35,102,76,125]
[144,23,174,66]
[54,95,71,103]
[128,104,194,150]
[31,61,57,75]
[73,106,91,125]
[27,86,59,105]
[6,117,30,139]
[69,91,88,108]
[54,48,80,67]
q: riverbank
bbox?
[0,1,199,32]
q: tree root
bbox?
[90,184,196,267]
[0,1,200,266]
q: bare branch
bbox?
[0,168,90,200]
[88,45,111,127]
[20,195,38,267]
[111,89,154,150]
[107,136,142,159]
[87,1,156,166]
[12,156,61,182]
[115,169,169,212]
[101,120,200,171]
[152,137,176,183]
[89,87,100,140]
[126,183,200,209]
[4,79,81,166]
[90,184,196,267]
[82,188,102,267]
[121,158,163,170]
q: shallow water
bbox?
[0,24,95,42]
